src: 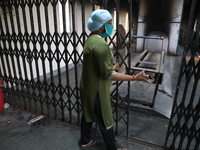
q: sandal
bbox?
[81,139,99,148]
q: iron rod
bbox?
[132,35,164,40]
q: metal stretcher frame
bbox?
[129,36,165,108]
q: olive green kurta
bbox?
[80,35,114,129]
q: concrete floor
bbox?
[0,106,166,150]
[0,47,184,150]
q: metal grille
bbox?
[0,0,86,124]
[164,0,200,149]
[0,0,133,130]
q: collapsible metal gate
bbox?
[0,0,199,149]
[164,0,200,149]
[0,0,133,135]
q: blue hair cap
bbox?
[87,9,112,32]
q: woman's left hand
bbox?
[113,63,120,71]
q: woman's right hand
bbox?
[134,70,152,83]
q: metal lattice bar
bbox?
[36,0,46,114]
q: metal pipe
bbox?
[132,35,164,40]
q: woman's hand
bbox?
[113,63,120,72]
[134,70,152,83]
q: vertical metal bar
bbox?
[62,0,72,122]
[2,2,12,82]
[28,0,40,113]
[20,0,30,110]
[22,0,34,111]
[1,1,15,105]
[25,0,34,109]
[0,17,6,79]
[81,0,86,43]
[79,0,88,125]
[126,0,132,138]
[44,0,54,117]
[36,0,45,114]
[0,3,7,90]
[68,0,73,123]
[0,3,5,74]
[51,0,57,118]
[7,0,20,107]
[61,0,68,122]
[113,0,120,135]
[13,0,24,108]
[23,0,34,83]
[70,0,80,123]
[52,0,60,119]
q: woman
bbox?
[80,9,150,150]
